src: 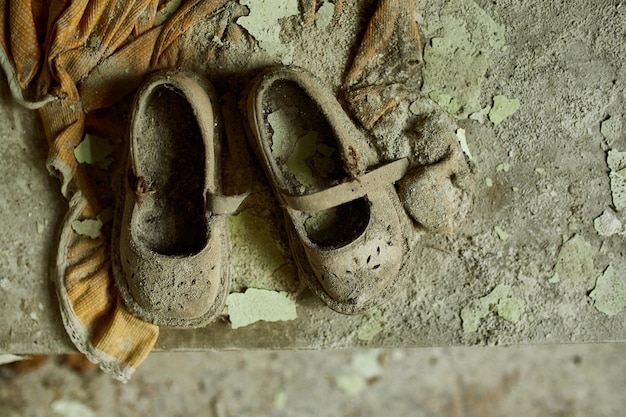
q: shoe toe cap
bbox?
[310,233,404,307]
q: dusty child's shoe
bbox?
[246,66,409,314]
[112,69,238,328]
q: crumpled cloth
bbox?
[0,0,232,382]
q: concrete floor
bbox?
[1,344,625,416]
[2,1,626,414]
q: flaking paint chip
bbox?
[315,1,335,30]
[489,95,521,125]
[496,163,510,172]
[594,209,623,237]
[456,128,473,160]
[552,234,597,286]
[494,226,509,241]
[601,116,622,146]
[357,310,384,341]
[461,284,526,332]
[74,134,113,166]
[237,0,300,64]
[71,218,103,239]
[590,265,626,316]
[226,288,297,329]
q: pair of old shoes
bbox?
[112,67,410,328]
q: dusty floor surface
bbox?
[2,344,626,416]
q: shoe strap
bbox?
[282,158,409,212]
[206,192,250,215]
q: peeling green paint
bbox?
[590,266,626,316]
[496,163,510,172]
[74,134,113,167]
[461,284,526,332]
[237,0,299,64]
[421,0,505,118]
[335,374,367,396]
[226,288,297,329]
[456,128,473,160]
[494,226,509,241]
[551,234,597,285]
[601,116,622,146]
[594,209,622,237]
[489,95,521,125]
[315,1,334,30]
[71,218,102,239]
[357,310,384,342]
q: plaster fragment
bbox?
[74,134,113,166]
[421,0,505,118]
[429,91,462,114]
[496,163,510,172]
[461,284,526,332]
[357,310,384,341]
[552,234,597,286]
[456,128,473,160]
[352,351,383,379]
[607,149,626,171]
[607,150,626,210]
[51,399,96,417]
[274,391,288,410]
[0,354,25,365]
[485,177,493,187]
[601,116,622,146]
[594,209,623,237]
[489,95,520,125]
[237,0,299,64]
[315,1,335,30]
[0,278,9,290]
[609,171,626,210]
[535,167,545,175]
[336,374,367,396]
[590,265,626,316]
[469,112,485,123]
[226,288,297,329]
[71,218,103,239]
[494,226,509,241]
[497,296,525,323]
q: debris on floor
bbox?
[73,134,114,167]
[489,94,521,125]
[594,209,623,237]
[589,265,626,316]
[551,234,597,286]
[461,284,526,332]
[237,0,300,64]
[421,0,506,118]
[70,218,103,239]
[607,149,626,210]
[226,288,297,329]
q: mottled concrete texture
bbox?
[2,0,626,355]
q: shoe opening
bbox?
[262,77,370,248]
[134,85,208,256]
